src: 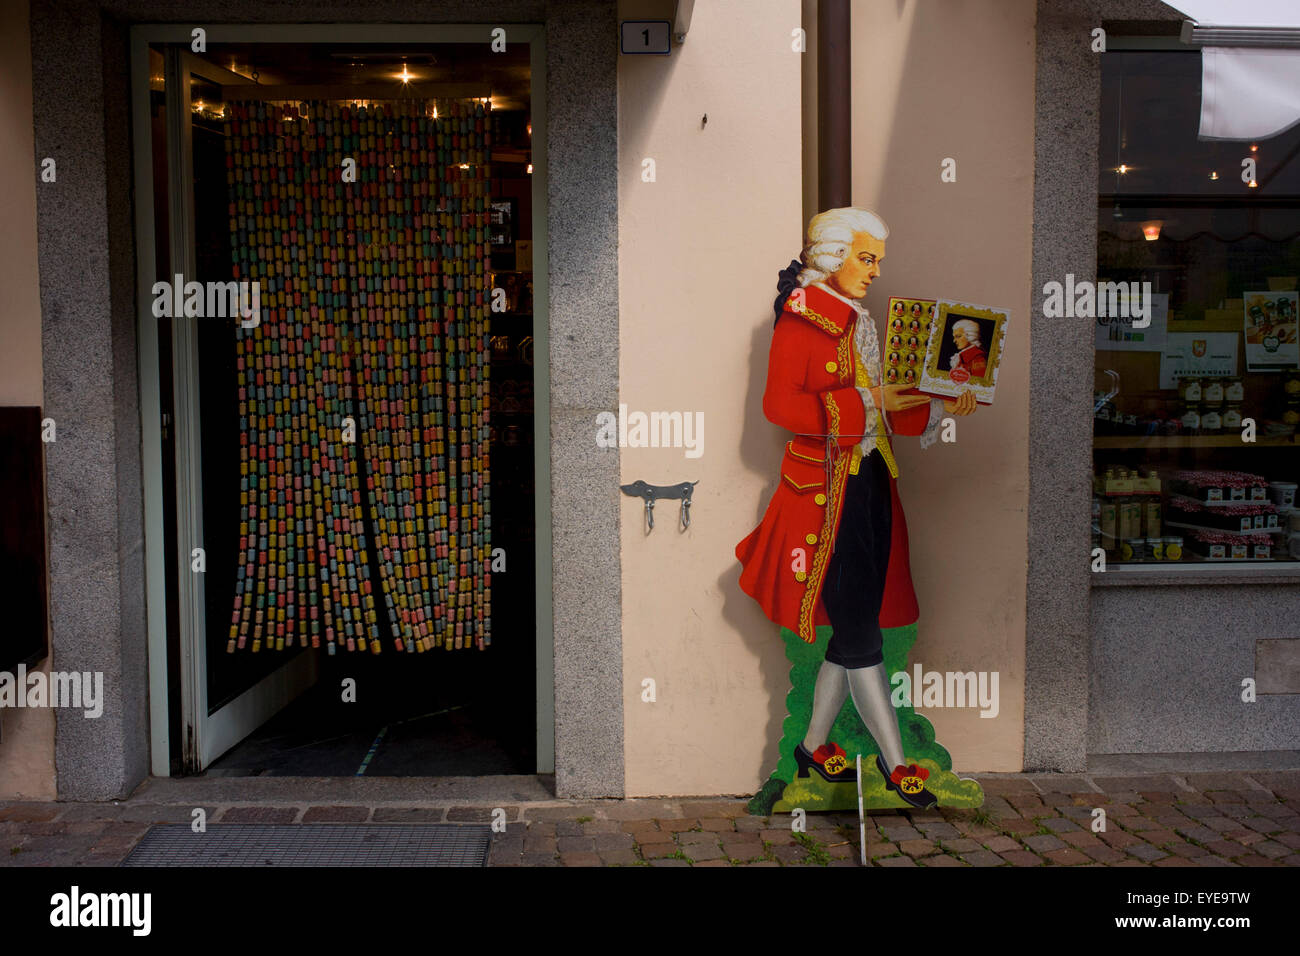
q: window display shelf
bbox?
[1163,520,1281,537]
[1092,563,1300,586]
[1093,435,1297,450]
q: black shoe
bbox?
[876,753,938,809]
[795,742,857,783]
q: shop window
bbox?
[1093,47,1300,569]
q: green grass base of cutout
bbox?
[774,757,985,812]
[758,623,984,812]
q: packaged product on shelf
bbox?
[1179,378,1203,402]
[1187,529,1258,560]
[1100,497,1118,550]
[1103,468,1133,496]
[1223,404,1243,430]
[1190,530,1274,561]
[1147,536,1165,560]
[1163,535,1184,560]
[1168,470,1269,505]
[1180,402,1201,434]
[1225,377,1245,402]
[1144,498,1162,537]
[1269,481,1297,509]
[1120,499,1142,541]
[1200,405,1222,433]
[1166,494,1279,534]
[1121,538,1146,561]
[1202,377,1224,404]
[1283,400,1300,428]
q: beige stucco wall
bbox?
[618,0,805,796]
[620,0,1032,795]
[836,0,1034,774]
[0,0,56,799]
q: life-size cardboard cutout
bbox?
[737,208,985,813]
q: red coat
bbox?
[956,345,987,378]
[735,284,932,642]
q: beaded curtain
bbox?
[224,98,491,655]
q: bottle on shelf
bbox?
[1100,494,1118,553]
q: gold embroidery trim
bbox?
[875,427,900,479]
[798,445,850,642]
[788,297,845,336]
[786,441,824,464]
[822,391,841,442]
[782,474,822,491]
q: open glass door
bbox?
[152,48,318,773]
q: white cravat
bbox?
[811,282,883,452]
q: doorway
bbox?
[131,25,550,778]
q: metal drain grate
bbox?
[122,824,491,867]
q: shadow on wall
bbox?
[717,296,801,788]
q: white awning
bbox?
[1164,1,1300,141]
[1168,1,1300,31]
[1200,47,1300,140]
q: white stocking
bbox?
[802,661,848,752]
[847,662,906,770]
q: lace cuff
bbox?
[856,386,880,451]
[919,398,945,450]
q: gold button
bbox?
[814,493,827,506]
[825,361,838,373]
[805,533,817,545]
[794,571,807,583]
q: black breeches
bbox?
[822,450,892,669]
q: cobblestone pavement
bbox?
[2,771,1298,867]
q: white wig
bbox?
[952,318,982,348]
[796,207,890,288]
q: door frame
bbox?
[129,22,554,775]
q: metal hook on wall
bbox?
[620,480,698,533]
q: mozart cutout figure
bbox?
[738,208,985,812]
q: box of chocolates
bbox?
[884,297,934,387]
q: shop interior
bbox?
[150,40,538,775]
[1093,47,1300,567]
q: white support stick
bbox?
[857,753,866,866]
